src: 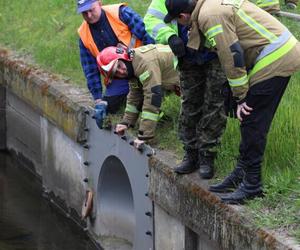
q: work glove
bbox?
[222,82,237,118]
[93,101,108,129]
[168,35,186,58]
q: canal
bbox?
[0,152,99,250]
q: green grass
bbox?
[0,0,300,243]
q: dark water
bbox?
[0,152,99,250]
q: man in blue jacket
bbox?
[77,0,154,128]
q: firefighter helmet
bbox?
[97,45,131,85]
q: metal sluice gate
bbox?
[83,109,154,250]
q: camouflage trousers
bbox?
[178,59,227,156]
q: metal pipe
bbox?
[278,11,300,21]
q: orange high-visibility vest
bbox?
[78,3,142,58]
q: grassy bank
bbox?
[0,0,299,242]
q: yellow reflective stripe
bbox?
[205,25,223,39]
[249,36,297,79]
[159,112,164,119]
[258,2,279,7]
[237,9,277,43]
[141,111,160,121]
[125,104,139,113]
[204,25,223,47]
[256,0,279,7]
[141,111,164,121]
[157,47,172,52]
[228,74,248,87]
[139,71,150,84]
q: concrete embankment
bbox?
[1,46,299,250]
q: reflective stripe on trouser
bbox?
[178,60,227,153]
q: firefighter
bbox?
[144,0,227,179]
[77,0,154,128]
[165,0,300,204]
[97,44,180,148]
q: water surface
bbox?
[0,152,98,250]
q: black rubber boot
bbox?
[220,186,264,205]
[221,165,263,205]
[174,149,198,174]
[199,152,215,179]
[209,163,245,193]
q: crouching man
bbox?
[97,44,180,148]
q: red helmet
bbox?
[97,45,131,85]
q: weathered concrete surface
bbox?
[0,47,91,143]
[149,150,300,250]
[40,117,86,210]
[0,46,89,215]
[155,204,185,250]
[6,91,42,174]
[0,86,6,150]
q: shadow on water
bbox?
[0,152,100,250]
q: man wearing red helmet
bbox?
[97,44,180,148]
[77,0,155,128]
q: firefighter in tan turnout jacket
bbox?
[97,44,179,148]
[165,0,300,204]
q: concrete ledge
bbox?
[149,150,300,250]
[0,47,91,143]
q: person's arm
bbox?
[144,0,186,57]
[79,39,103,101]
[136,62,162,141]
[119,5,155,45]
[144,0,178,44]
[200,15,249,102]
[121,78,144,127]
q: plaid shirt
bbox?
[79,5,155,100]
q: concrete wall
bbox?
[0,47,91,214]
[1,46,299,250]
